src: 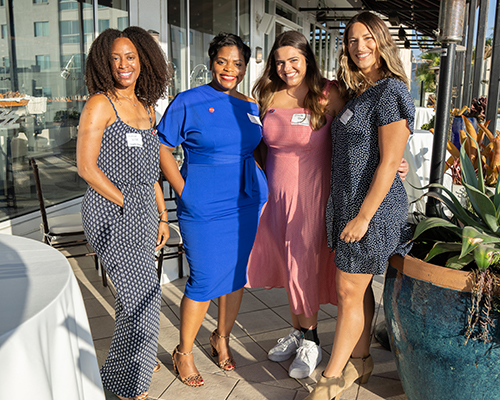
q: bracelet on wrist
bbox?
[159,220,169,225]
[158,208,167,218]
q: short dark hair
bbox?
[85,26,171,107]
[208,32,251,65]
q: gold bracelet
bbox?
[159,220,169,225]
[158,208,167,218]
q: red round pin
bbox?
[209,107,215,113]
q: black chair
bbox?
[155,174,185,282]
[30,157,107,287]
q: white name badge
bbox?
[247,113,262,126]
[126,132,143,147]
[340,109,353,125]
[291,113,311,126]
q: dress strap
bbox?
[94,91,119,119]
[146,105,153,129]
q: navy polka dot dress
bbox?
[81,95,161,398]
[326,78,414,275]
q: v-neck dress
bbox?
[326,77,414,274]
[156,84,268,302]
[81,95,161,398]
[246,80,338,318]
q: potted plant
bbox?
[383,117,500,400]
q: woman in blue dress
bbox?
[156,33,268,387]
[306,12,414,400]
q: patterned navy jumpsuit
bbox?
[81,95,161,398]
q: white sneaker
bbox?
[268,328,303,362]
[288,338,322,379]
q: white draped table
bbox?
[0,234,104,399]
[414,106,435,130]
[403,129,452,221]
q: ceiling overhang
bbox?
[300,0,442,49]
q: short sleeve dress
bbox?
[246,80,338,318]
[156,84,268,302]
[326,78,414,275]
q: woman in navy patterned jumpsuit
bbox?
[306,12,414,400]
[77,27,171,400]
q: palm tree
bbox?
[415,51,440,93]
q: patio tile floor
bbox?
[67,249,407,400]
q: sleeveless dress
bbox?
[326,78,414,274]
[246,81,338,318]
[81,95,161,398]
[156,84,268,302]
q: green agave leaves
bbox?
[414,130,500,271]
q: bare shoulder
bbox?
[326,83,345,117]
[80,93,114,129]
[83,93,113,114]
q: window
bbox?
[34,21,49,37]
[118,17,128,31]
[83,19,93,34]
[35,55,51,70]
[59,0,78,10]
[1,56,9,72]
[60,20,79,43]
[98,19,109,33]
[0,0,130,223]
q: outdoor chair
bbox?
[30,157,107,286]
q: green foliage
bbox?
[414,131,500,274]
[414,129,500,343]
[53,109,80,126]
[415,51,440,93]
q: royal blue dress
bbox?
[157,84,268,301]
[326,78,414,275]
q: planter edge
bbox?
[389,254,476,293]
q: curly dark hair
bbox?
[208,32,251,66]
[85,26,171,107]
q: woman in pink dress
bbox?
[246,31,344,379]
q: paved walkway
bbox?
[69,249,407,400]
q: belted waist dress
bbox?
[156,84,268,302]
[81,95,161,398]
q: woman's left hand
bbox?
[340,215,370,243]
[155,221,170,251]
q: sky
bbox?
[487,0,496,38]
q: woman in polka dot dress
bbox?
[306,12,414,400]
[77,27,171,400]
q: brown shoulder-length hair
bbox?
[338,12,409,100]
[85,26,171,107]
[252,31,327,131]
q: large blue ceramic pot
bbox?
[384,255,500,400]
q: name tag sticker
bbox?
[126,133,143,147]
[340,109,353,125]
[291,113,311,126]
[248,113,262,126]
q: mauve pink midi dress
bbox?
[246,81,338,318]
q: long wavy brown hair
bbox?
[338,12,409,100]
[85,26,171,107]
[252,31,327,131]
